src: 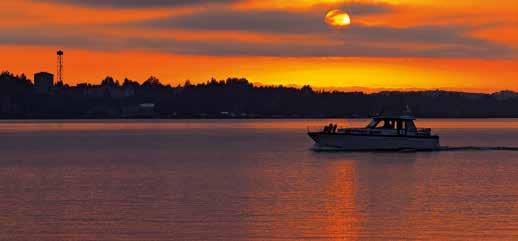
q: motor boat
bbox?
[308,114,440,151]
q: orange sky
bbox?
[0,0,517,92]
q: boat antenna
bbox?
[405,105,412,114]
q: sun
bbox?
[325,9,351,28]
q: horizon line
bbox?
[3,70,515,95]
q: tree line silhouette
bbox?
[1,71,518,118]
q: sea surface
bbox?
[1,119,518,241]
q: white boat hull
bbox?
[308,132,440,151]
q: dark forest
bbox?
[2,71,518,119]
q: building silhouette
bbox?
[34,72,54,94]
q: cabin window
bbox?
[368,119,397,129]
[397,120,405,130]
[380,120,395,129]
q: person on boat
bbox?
[324,123,337,133]
[323,125,329,133]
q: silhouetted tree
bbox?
[0,71,31,95]
[2,70,518,118]
[122,78,139,88]
[301,85,314,95]
[142,76,162,88]
[101,76,119,87]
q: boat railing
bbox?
[307,125,346,133]
[308,127,379,134]
[416,128,432,136]
[340,128,383,135]
[308,126,434,136]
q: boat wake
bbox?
[437,146,518,152]
[312,145,518,152]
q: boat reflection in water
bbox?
[308,114,440,151]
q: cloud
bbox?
[0,24,514,59]
[36,0,236,8]
[129,36,515,58]
[145,10,325,33]
[337,25,485,45]
[133,7,513,56]
[139,3,392,33]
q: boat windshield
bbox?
[366,119,396,129]
[366,119,379,128]
[406,120,417,132]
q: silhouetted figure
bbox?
[324,124,334,133]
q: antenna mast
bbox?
[57,50,64,83]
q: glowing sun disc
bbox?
[325,9,351,28]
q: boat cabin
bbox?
[367,115,416,131]
[363,115,431,136]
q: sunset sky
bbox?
[1,0,517,92]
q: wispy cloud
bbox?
[138,2,392,33]
[36,0,237,8]
[0,23,514,59]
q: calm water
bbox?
[1,119,518,241]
